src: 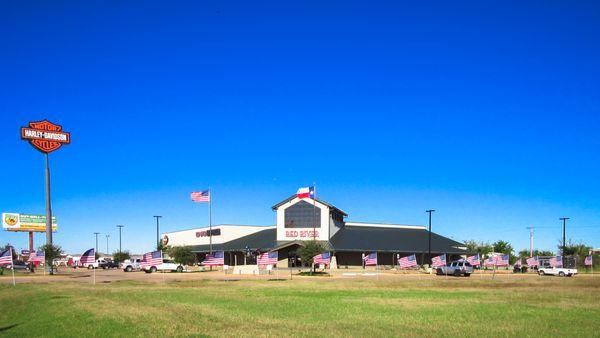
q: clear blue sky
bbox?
[1,1,599,255]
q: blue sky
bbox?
[1,1,599,254]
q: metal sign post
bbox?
[21,120,70,275]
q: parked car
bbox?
[142,259,185,273]
[6,261,30,271]
[99,259,119,269]
[120,259,142,272]
[538,266,577,277]
[436,260,473,277]
[84,259,108,269]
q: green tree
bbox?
[112,251,131,264]
[298,240,326,273]
[558,240,591,257]
[463,240,492,257]
[168,246,196,267]
[40,244,63,275]
[492,240,514,255]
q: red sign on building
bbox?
[21,120,71,153]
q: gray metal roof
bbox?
[188,225,466,254]
[271,194,348,216]
[329,226,468,254]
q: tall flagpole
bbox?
[312,183,316,240]
[209,187,212,254]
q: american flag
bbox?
[363,252,377,266]
[584,255,593,266]
[466,254,481,266]
[28,250,45,263]
[483,256,496,267]
[257,251,278,266]
[141,250,163,268]
[549,256,563,268]
[191,190,210,202]
[496,254,509,267]
[398,254,417,269]
[431,254,446,267]
[513,258,522,267]
[526,256,539,266]
[0,248,13,266]
[202,251,224,266]
[313,252,331,265]
[79,248,95,266]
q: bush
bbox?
[298,240,326,272]
[168,246,196,266]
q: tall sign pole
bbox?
[21,120,70,274]
[117,225,124,253]
[154,216,162,249]
[426,210,435,265]
[560,217,570,256]
[209,187,212,254]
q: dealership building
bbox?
[162,195,468,268]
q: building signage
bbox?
[2,213,58,232]
[196,228,221,238]
[285,230,319,238]
[21,120,71,153]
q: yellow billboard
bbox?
[2,213,58,232]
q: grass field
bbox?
[1,276,600,337]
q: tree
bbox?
[558,240,591,257]
[298,240,326,273]
[40,244,63,275]
[112,251,131,264]
[3,244,18,260]
[492,240,514,256]
[157,242,168,252]
[168,246,196,266]
[463,240,493,257]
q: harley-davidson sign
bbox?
[21,120,70,153]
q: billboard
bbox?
[2,213,58,232]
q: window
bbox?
[285,200,321,228]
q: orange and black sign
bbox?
[21,120,70,153]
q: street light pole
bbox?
[117,225,124,253]
[154,216,162,249]
[559,217,570,256]
[426,210,435,263]
[106,234,110,255]
[94,232,100,254]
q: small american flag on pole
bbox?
[513,258,522,267]
[27,250,45,263]
[141,250,163,268]
[526,256,539,266]
[202,251,224,266]
[79,248,95,266]
[363,252,377,266]
[191,190,210,202]
[549,256,563,268]
[398,254,417,269]
[483,256,495,267]
[584,255,593,266]
[431,254,446,268]
[496,254,509,267]
[313,252,331,265]
[0,248,12,266]
[466,253,480,266]
[257,251,278,266]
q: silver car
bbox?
[436,260,473,277]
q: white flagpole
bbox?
[161,250,165,282]
[312,183,316,241]
[93,264,96,285]
[376,252,379,281]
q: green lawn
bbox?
[1,277,599,337]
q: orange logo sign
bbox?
[21,120,71,153]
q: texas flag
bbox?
[297,186,315,199]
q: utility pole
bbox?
[559,217,569,256]
[117,225,124,253]
[426,210,435,263]
[154,216,162,249]
[526,226,534,257]
[94,232,100,254]
[105,234,110,255]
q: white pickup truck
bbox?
[538,266,578,277]
[142,259,186,273]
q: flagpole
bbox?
[11,248,16,286]
[161,250,165,282]
[312,183,316,241]
[93,263,96,285]
[209,187,212,254]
